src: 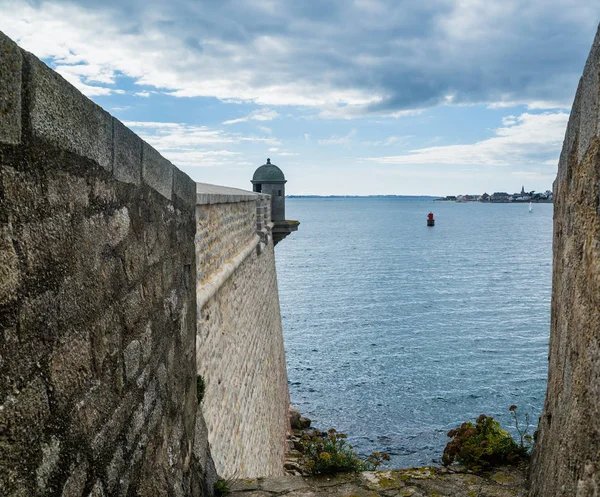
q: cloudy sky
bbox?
[1,1,598,195]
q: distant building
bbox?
[479,192,490,202]
[491,192,511,202]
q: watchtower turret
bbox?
[251,158,298,244]
[251,158,286,221]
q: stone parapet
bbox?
[196,182,260,204]
[0,29,197,206]
[0,30,215,497]
[0,32,22,145]
[24,51,114,171]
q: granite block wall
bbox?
[195,196,289,478]
[195,200,256,285]
[0,31,215,497]
[529,24,600,497]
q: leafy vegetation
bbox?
[442,408,530,471]
[213,479,230,496]
[196,375,205,404]
[301,428,390,475]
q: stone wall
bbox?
[0,31,216,497]
[195,192,289,478]
[529,24,600,497]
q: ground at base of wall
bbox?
[229,466,527,497]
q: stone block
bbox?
[46,171,90,210]
[173,166,196,208]
[88,480,105,497]
[125,403,145,450]
[91,392,136,456]
[144,379,156,414]
[24,52,112,171]
[0,375,49,436]
[136,363,152,389]
[156,363,167,397]
[123,239,147,285]
[577,29,600,162]
[123,339,141,382]
[106,447,124,491]
[90,305,121,375]
[0,223,20,302]
[36,436,60,492]
[50,333,93,411]
[113,118,142,184]
[0,31,22,144]
[71,381,119,440]
[142,142,173,200]
[141,322,153,362]
[61,460,89,497]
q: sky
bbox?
[1,1,598,195]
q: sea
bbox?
[275,197,553,468]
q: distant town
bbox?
[436,186,553,203]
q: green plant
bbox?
[301,428,390,475]
[509,405,533,452]
[442,412,529,471]
[196,375,205,404]
[214,479,230,497]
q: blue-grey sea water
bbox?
[275,197,552,468]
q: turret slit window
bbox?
[278,190,282,196]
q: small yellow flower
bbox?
[319,452,332,461]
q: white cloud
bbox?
[318,129,357,146]
[54,70,115,96]
[365,112,569,167]
[125,121,280,148]
[124,121,183,129]
[123,120,279,167]
[363,135,412,146]
[3,0,592,115]
[134,91,151,98]
[268,147,279,152]
[223,109,280,125]
[164,150,241,168]
[279,152,298,156]
[488,100,570,110]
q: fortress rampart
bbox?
[194,186,290,478]
[0,30,289,497]
[529,24,600,497]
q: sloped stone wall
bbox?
[0,31,215,497]
[195,195,289,479]
[529,24,600,497]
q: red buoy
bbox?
[427,212,435,226]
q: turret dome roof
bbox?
[252,158,286,184]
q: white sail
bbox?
[529,202,533,213]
